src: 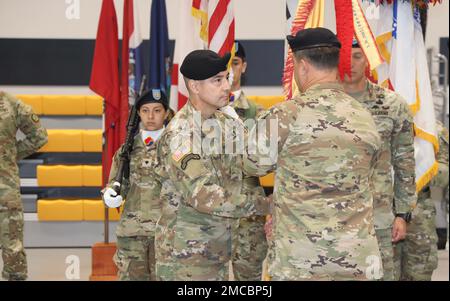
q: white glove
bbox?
[103,182,123,208]
[220,105,240,120]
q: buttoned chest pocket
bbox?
[373,116,394,140]
[129,155,154,184]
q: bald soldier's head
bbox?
[287,28,341,93]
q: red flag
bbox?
[89,0,120,186]
[121,0,133,142]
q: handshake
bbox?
[102,182,123,208]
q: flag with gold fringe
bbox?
[367,0,439,191]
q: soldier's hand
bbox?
[103,186,123,208]
[392,217,407,242]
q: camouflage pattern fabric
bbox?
[348,81,416,281]
[105,133,162,280]
[114,236,156,281]
[375,228,396,281]
[230,91,268,281]
[243,83,383,280]
[154,101,270,281]
[0,92,48,280]
[394,121,449,281]
[348,81,416,229]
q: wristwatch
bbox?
[395,212,412,223]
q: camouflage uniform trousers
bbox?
[232,215,267,281]
[375,228,395,281]
[114,235,156,281]
[394,199,438,281]
[0,197,27,281]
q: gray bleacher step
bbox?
[27,152,101,164]
[40,116,102,129]
[24,220,118,247]
[20,186,102,199]
[20,178,38,187]
[22,194,38,213]
[19,159,43,178]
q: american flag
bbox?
[170,0,235,111]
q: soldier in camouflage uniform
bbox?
[154,50,270,281]
[243,28,383,280]
[102,90,170,281]
[229,41,268,281]
[394,121,449,280]
[0,91,48,280]
[343,42,416,281]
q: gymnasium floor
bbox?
[0,247,448,281]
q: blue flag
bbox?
[149,0,170,94]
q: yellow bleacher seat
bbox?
[85,95,103,115]
[37,165,83,187]
[259,172,275,187]
[16,95,43,115]
[82,130,102,152]
[83,200,122,221]
[82,165,102,187]
[37,199,84,221]
[39,129,83,152]
[252,96,284,110]
[42,95,86,115]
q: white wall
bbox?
[0,0,448,96]
[0,0,287,40]
[426,1,449,54]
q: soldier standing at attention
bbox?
[343,41,416,281]
[229,41,268,281]
[154,50,270,281]
[102,90,170,280]
[243,28,383,280]
[394,120,448,281]
[0,91,48,280]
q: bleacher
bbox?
[17,94,281,247]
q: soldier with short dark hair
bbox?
[229,41,268,281]
[154,50,271,281]
[0,91,48,281]
[243,28,383,280]
[343,41,416,281]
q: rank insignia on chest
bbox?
[142,159,152,168]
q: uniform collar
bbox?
[231,90,250,110]
[305,82,344,93]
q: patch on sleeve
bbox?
[172,140,192,162]
[180,153,201,170]
[30,114,40,123]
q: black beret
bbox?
[136,89,168,110]
[287,27,341,52]
[352,38,360,48]
[180,50,231,80]
[235,41,246,60]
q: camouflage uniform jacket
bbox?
[431,121,449,188]
[230,91,266,206]
[243,83,383,280]
[155,101,269,220]
[419,120,449,199]
[107,133,161,237]
[0,92,48,207]
[350,81,416,229]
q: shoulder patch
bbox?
[180,153,201,170]
[172,140,192,162]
